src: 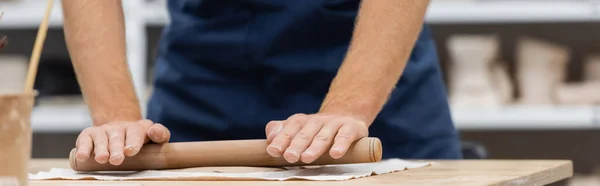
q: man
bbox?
[62,0,462,166]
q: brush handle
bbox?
[24,0,54,92]
[70,137,382,171]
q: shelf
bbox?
[143,1,600,25]
[451,106,598,130]
[0,0,64,29]
[31,104,91,133]
[2,1,600,29]
[142,1,600,25]
[426,1,599,24]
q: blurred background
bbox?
[2,0,600,185]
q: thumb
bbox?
[147,123,171,143]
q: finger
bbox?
[75,132,93,161]
[329,123,367,159]
[107,126,126,165]
[265,120,284,144]
[267,114,306,158]
[284,117,323,163]
[301,121,343,163]
[124,126,146,157]
[137,119,154,144]
[147,123,170,143]
[89,129,109,164]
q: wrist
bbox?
[319,97,382,127]
[90,108,142,126]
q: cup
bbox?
[0,55,28,93]
[0,92,35,186]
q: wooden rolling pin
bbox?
[70,137,382,171]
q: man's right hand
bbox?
[74,119,171,166]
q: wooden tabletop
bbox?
[28,159,573,186]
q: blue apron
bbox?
[147,0,462,160]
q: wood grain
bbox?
[28,159,572,185]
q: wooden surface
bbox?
[28,159,573,186]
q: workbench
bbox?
[28,159,572,186]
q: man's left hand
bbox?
[265,113,369,163]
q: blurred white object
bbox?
[0,55,28,94]
[556,83,600,105]
[490,61,513,104]
[447,34,509,109]
[584,55,600,82]
[516,37,569,105]
[567,175,600,186]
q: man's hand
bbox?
[265,113,369,163]
[74,119,171,166]
[265,0,431,165]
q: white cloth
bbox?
[29,159,431,181]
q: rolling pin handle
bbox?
[69,148,78,171]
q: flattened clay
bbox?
[447,35,511,108]
[516,37,569,105]
[30,159,432,181]
[0,93,35,186]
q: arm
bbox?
[319,0,431,125]
[61,0,140,125]
[62,0,170,166]
[266,0,431,163]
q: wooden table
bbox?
[28,159,573,186]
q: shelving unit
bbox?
[2,0,600,131]
[452,106,598,130]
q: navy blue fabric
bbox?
[147,0,462,160]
